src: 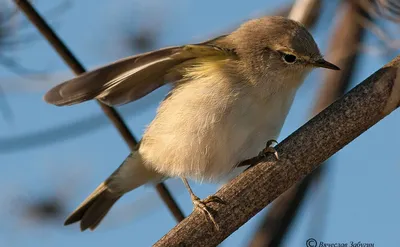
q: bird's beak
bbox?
[312,59,340,70]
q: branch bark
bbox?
[154,56,400,246]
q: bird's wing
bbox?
[44,35,236,107]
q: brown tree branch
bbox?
[248,2,370,246]
[13,0,185,223]
[154,55,400,246]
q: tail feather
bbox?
[80,191,121,231]
[64,151,161,231]
[64,182,122,231]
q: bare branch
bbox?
[154,55,400,247]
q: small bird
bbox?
[45,16,339,231]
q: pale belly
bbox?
[139,81,297,182]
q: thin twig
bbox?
[12,0,185,223]
[154,55,400,246]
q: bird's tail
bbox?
[64,182,121,231]
[64,151,160,231]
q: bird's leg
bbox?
[258,139,279,160]
[181,178,224,230]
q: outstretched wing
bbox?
[44,35,235,106]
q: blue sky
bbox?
[1,0,400,246]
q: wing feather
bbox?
[44,35,235,106]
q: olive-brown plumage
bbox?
[50,16,339,231]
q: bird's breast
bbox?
[139,72,297,182]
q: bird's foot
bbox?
[191,195,225,230]
[258,139,279,160]
[240,140,280,169]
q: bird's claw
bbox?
[259,139,279,160]
[191,195,225,230]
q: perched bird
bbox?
[45,16,339,231]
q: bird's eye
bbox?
[282,54,297,64]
